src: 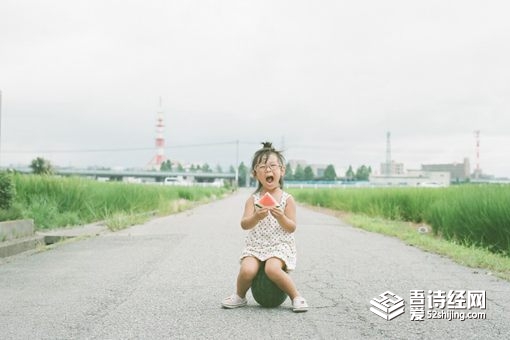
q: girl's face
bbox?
[254,153,285,191]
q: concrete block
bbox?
[0,235,44,258]
[0,219,35,242]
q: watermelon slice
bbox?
[255,192,280,208]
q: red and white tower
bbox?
[146,101,168,170]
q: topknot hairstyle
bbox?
[251,141,286,192]
[261,141,274,150]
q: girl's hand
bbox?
[254,207,269,221]
[269,206,285,220]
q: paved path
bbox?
[1,189,509,339]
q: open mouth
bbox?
[265,175,274,183]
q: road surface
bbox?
[1,189,509,339]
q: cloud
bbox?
[1,0,509,177]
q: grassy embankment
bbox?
[7,174,229,231]
[289,186,510,281]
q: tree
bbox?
[323,164,337,180]
[160,160,172,171]
[30,157,54,175]
[238,162,248,187]
[293,164,305,180]
[215,164,223,173]
[304,166,314,181]
[177,163,185,172]
[284,162,294,180]
[355,165,371,181]
[345,165,355,181]
[202,163,212,173]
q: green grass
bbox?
[289,186,510,255]
[9,174,228,231]
[290,187,439,222]
[289,186,510,281]
[425,186,510,254]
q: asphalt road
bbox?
[1,189,509,339]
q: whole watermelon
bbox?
[251,261,288,308]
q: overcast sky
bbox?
[1,0,509,177]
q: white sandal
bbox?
[221,294,247,309]
[292,296,308,312]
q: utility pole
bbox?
[235,139,239,187]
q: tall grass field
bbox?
[289,186,510,256]
[5,174,228,230]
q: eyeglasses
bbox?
[255,163,281,171]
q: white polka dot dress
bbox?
[240,191,297,271]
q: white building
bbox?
[369,170,450,187]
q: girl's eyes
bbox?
[256,164,280,171]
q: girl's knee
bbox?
[239,257,259,279]
[264,258,285,278]
[240,266,258,279]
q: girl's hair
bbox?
[251,142,286,192]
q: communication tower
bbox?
[146,100,168,170]
[474,130,481,178]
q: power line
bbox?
[285,144,350,151]
[3,147,153,154]
[3,141,351,155]
[2,140,251,154]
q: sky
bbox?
[1,0,509,177]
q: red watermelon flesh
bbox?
[255,192,280,208]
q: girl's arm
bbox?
[240,196,269,230]
[269,196,297,233]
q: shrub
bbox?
[0,172,16,209]
[29,157,54,175]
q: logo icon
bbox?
[370,291,405,320]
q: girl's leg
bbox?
[237,256,260,298]
[264,257,301,300]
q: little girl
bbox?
[221,142,308,312]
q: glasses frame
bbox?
[255,163,282,172]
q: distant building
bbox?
[287,160,331,178]
[310,164,328,177]
[370,171,450,187]
[380,161,405,175]
[421,158,470,182]
[287,160,307,174]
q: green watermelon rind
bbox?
[255,203,281,209]
[251,261,287,307]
